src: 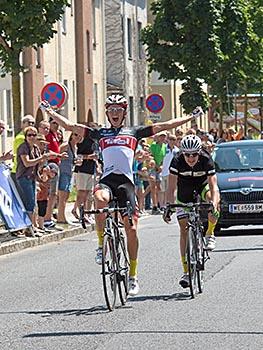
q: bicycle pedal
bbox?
[196,262,204,271]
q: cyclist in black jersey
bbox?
[40,97,204,296]
[163,134,220,288]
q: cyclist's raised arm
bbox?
[40,101,87,138]
[151,106,204,135]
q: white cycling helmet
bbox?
[181,135,202,153]
[105,94,128,110]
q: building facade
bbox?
[105,0,148,126]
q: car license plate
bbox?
[229,203,263,213]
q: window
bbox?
[6,90,12,130]
[62,80,68,118]
[92,0,97,48]
[36,47,41,68]
[72,80,76,111]
[86,31,91,73]
[137,21,143,59]
[61,6,67,34]
[70,0,74,16]
[127,18,132,59]
[93,83,98,122]
[140,96,145,111]
[129,97,134,126]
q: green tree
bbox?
[0,0,69,133]
[142,0,263,129]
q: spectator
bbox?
[11,115,35,184]
[36,163,59,232]
[57,132,82,224]
[160,134,179,206]
[44,118,61,227]
[0,120,13,162]
[217,129,229,144]
[228,127,237,141]
[185,128,196,135]
[235,125,247,140]
[209,128,219,143]
[38,120,50,138]
[16,126,50,234]
[150,131,167,214]
[72,133,97,224]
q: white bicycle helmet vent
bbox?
[181,135,202,153]
[105,94,128,109]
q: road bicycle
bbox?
[80,199,132,311]
[166,201,213,298]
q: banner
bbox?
[0,164,31,230]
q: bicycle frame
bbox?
[79,200,132,310]
[167,201,213,298]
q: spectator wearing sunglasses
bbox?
[11,115,35,186]
[16,127,51,230]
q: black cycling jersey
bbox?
[169,149,216,203]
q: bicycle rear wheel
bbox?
[116,230,129,305]
[102,233,117,311]
[187,227,198,298]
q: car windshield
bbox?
[212,144,263,172]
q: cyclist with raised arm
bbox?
[163,134,220,288]
[40,97,203,296]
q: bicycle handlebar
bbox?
[79,201,133,229]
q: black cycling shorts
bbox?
[94,173,137,215]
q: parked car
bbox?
[212,140,263,233]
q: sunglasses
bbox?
[107,107,125,113]
[27,121,35,125]
[26,133,37,137]
[184,152,199,158]
[73,133,80,137]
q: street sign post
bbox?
[41,82,68,108]
[145,93,165,114]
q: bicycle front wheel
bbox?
[117,230,129,305]
[102,233,117,311]
[196,230,205,293]
[187,227,198,298]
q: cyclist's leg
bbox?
[93,184,111,261]
[177,207,190,287]
[116,182,138,273]
[202,185,219,250]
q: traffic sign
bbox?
[41,82,68,108]
[145,93,165,114]
[149,114,161,121]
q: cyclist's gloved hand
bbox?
[39,100,51,111]
[163,206,172,224]
[192,106,204,119]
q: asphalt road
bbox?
[0,215,263,350]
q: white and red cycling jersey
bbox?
[85,125,154,184]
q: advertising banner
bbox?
[0,164,31,230]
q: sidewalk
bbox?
[0,203,93,256]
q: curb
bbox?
[0,224,95,256]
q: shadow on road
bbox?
[23,329,263,338]
[218,228,263,237]
[128,292,190,302]
[214,246,263,253]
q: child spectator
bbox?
[37,163,59,232]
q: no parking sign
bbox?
[146,93,165,114]
[41,82,68,108]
